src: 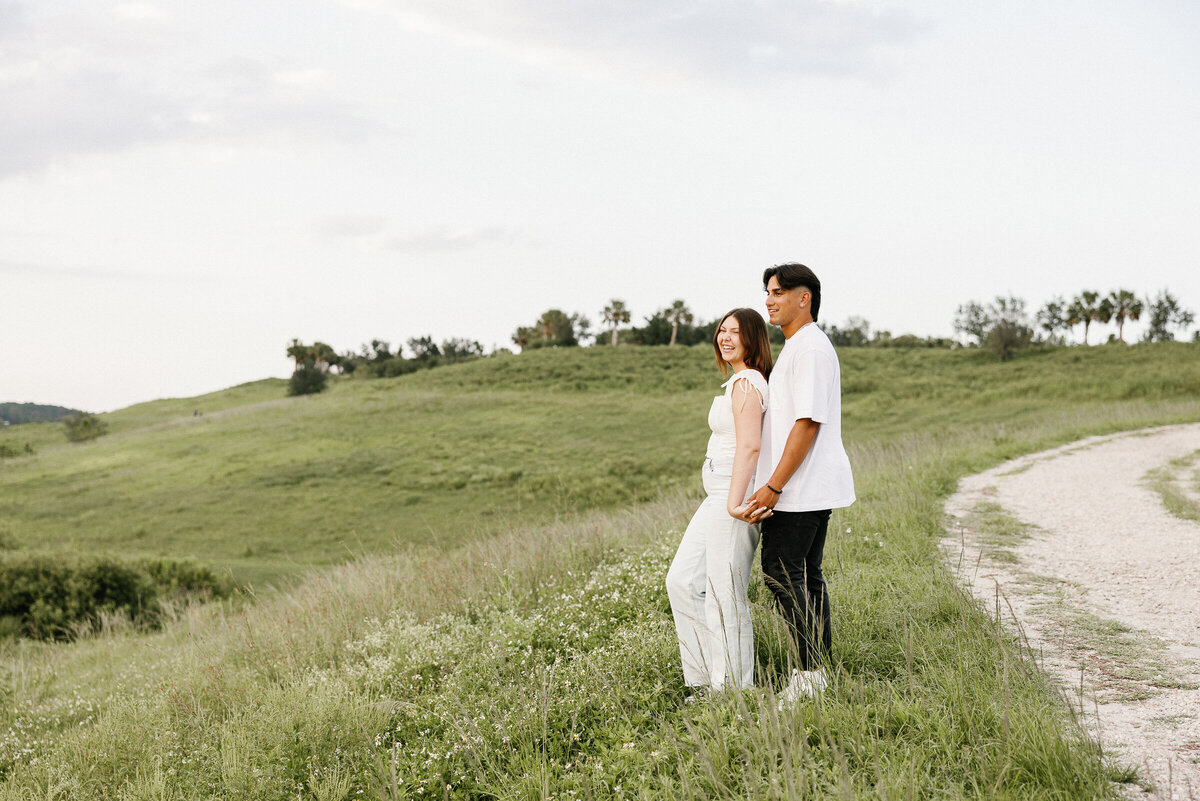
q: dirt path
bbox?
[944,424,1200,800]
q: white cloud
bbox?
[272,68,330,87]
[311,217,519,254]
[114,3,165,22]
[0,63,185,176]
[0,0,27,40]
[0,258,195,282]
[381,226,516,254]
[0,2,381,179]
[188,57,380,143]
[313,214,388,238]
[341,0,923,80]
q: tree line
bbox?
[286,287,1196,394]
[512,300,724,349]
[0,402,79,427]
[284,299,730,395]
[511,299,958,351]
[954,288,1195,361]
[285,336,486,395]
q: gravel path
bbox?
[944,424,1200,800]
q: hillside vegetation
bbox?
[1,341,1198,798]
[0,402,81,427]
[3,343,1196,587]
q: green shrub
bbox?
[288,364,328,396]
[360,356,422,378]
[0,554,161,640]
[137,557,235,599]
[0,555,234,640]
[62,412,107,442]
[0,443,34,459]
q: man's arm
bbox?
[743,418,820,515]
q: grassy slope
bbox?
[1,342,1199,799]
[3,344,1196,586]
[0,352,715,585]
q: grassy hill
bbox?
[1,351,716,585]
[3,343,1196,587]
[1,341,1199,799]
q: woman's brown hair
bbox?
[713,308,773,379]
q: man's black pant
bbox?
[760,509,832,670]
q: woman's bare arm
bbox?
[726,377,765,518]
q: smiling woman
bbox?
[666,307,772,697]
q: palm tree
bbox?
[310,341,337,372]
[1107,289,1143,343]
[1065,298,1085,344]
[666,299,693,346]
[1069,290,1112,345]
[1095,295,1114,342]
[286,338,310,369]
[602,299,630,347]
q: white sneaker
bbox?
[777,670,811,708]
[777,669,827,709]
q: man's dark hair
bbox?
[762,263,822,321]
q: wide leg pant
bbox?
[665,465,760,690]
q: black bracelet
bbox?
[766,484,782,495]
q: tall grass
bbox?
[1,342,1197,798]
[4,405,1200,795]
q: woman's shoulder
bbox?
[723,369,769,409]
[727,368,769,387]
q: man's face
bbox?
[764,275,810,328]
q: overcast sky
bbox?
[4,0,1199,412]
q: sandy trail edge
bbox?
[942,423,1200,801]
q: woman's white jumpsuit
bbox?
[665,369,767,691]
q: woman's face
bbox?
[716,315,745,364]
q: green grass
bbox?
[3,342,1197,587]
[963,501,1035,564]
[0,340,1198,798]
[1038,602,1197,704]
[1144,448,1200,523]
[1,363,711,586]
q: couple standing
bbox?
[665,263,855,705]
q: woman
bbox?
[666,308,773,697]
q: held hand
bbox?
[730,500,772,523]
[749,483,780,513]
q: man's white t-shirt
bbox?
[757,323,855,512]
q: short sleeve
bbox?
[730,373,767,413]
[790,350,832,424]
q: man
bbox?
[737,263,855,705]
